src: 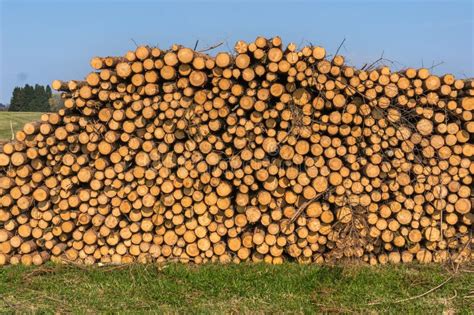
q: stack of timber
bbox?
[0,36,472,266]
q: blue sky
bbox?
[0,0,473,104]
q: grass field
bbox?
[0,111,44,141]
[0,263,472,313]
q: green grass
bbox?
[0,263,472,313]
[0,111,44,141]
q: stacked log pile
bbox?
[0,36,472,266]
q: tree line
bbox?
[7,84,64,112]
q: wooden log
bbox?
[0,36,471,266]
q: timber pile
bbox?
[0,36,472,266]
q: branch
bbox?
[198,41,224,53]
[334,37,346,57]
[368,276,453,306]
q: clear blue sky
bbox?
[1,0,473,104]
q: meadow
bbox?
[0,112,44,141]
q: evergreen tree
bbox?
[40,85,52,111]
[8,87,22,111]
[8,84,52,112]
[45,85,52,98]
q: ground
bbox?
[0,111,44,141]
[0,263,472,313]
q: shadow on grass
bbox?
[0,262,472,313]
